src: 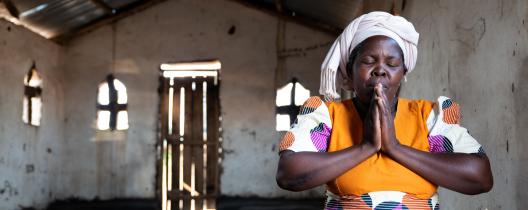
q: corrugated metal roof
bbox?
[245,0,395,32]
[281,0,363,29]
[1,0,156,39]
[0,0,394,40]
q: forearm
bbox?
[276,143,377,191]
[387,144,493,194]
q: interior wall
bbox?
[59,0,334,200]
[400,0,528,209]
[4,0,523,209]
[0,20,64,210]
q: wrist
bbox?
[384,139,403,158]
[360,141,379,155]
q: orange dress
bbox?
[279,96,484,210]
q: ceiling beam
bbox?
[230,0,340,36]
[274,0,283,13]
[90,0,114,14]
[2,0,19,18]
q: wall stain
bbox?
[240,128,257,141]
[271,143,277,152]
[26,164,35,173]
[451,17,486,52]
[514,57,528,207]
[506,139,509,152]
[223,149,234,155]
[0,181,18,197]
[499,0,504,19]
[249,130,256,141]
[228,25,236,35]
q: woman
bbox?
[276,11,493,209]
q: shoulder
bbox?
[422,96,463,131]
[299,96,325,115]
[297,96,331,123]
[425,96,482,154]
[433,96,461,124]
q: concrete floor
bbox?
[45,199,159,210]
[217,197,324,210]
[44,197,324,210]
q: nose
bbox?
[371,66,387,77]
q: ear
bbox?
[341,75,354,90]
[342,63,355,90]
[402,68,408,83]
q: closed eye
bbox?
[361,57,376,65]
[386,58,401,67]
[387,62,399,67]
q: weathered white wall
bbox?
[59,0,334,200]
[0,20,64,209]
[400,0,528,209]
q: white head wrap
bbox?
[319,11,419,101]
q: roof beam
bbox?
[90,0,114,14]
[2,0,19,18]
[274,0,283,13]
[230,0,340,36]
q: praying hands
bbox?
[361,83,400,154]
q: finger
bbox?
[377,93,389,116]
[376,98,387,126]
[377,98,386,126]
[369,96,379,122]
[375,83,382,97]
[373,99,380,127]
[378,88,391,115]
[378,85,389,104]
[373,99,382,149]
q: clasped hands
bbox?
[362,83,401,155]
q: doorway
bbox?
[158,62,221,210]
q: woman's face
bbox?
[349,35,406,106]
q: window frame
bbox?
[22,63,42,127]
[96,74,128,131]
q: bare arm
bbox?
[276,144,377,191]
[375,84,493,194]
[386,145,493,194]
[276,96,382,191]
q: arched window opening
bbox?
[275,78,310,131]
[97,74,128,131]
[22,63,42,126]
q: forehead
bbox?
[359,35,403,56]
